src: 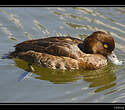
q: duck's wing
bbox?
[14,37,84,59]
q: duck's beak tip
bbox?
[107,51,124,66]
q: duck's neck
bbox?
[78,42,93,54]
[78,43,87,54]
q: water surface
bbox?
[0,7,125,103]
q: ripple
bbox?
[0,24,17,41]
[0,8,23,29]
[33,19,50,37]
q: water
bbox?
[0,7,125,103]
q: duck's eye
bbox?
[103,44,108,49]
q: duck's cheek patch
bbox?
[107,52,123,65]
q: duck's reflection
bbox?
[14,58,117,93]
[82,64,117,93]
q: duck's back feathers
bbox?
[13,36,84,59]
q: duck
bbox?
[5,31,123,71]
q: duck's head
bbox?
[81,31,123,65]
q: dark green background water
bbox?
[0,7,125,103]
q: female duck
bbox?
[7,31,122,71]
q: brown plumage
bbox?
[9,31,115,70]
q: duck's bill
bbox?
[107,51,123,65]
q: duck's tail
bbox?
[1,51,15,59]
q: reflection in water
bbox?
[14,58,117,93]
[83,64,117,93]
